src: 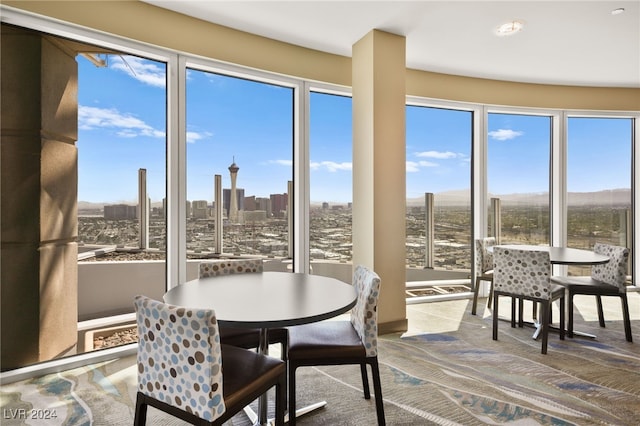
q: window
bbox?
[78,54,167,253]
[406,104,473,282]
[309,91,353,265]
[487,113,551,245]
[566,117,632,275]
[185,69,294,263]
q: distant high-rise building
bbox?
[104,204,137,220]
[228,160,239,222]
[322,202,329,210]
[192,200,209,219]
[244,195,256,211]
[270,193,288,218]
[256,197,271,214]
[223,188,245,217]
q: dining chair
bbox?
[286,265,385,425]
[472,237,496,315]
[199,258,289,357]
[551,243,632,342]
[492,247,565,354]
[133,295,286,426]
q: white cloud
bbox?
[488,129,523,141]
[407,160,439,172]
[270,159,293,167]
[406,161,420,173]
[415,150,459,159]
[79,105,165,138]
[186,131,212,144]
[310,161,352,172]
[109,55,166,88]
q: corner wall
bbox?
[1,25,78,370]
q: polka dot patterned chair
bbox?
[492,247,565,354]
[199,258,264,277]
[133,295,286,426]
[472,237,496,315]
[286,265,385,425]
[552,243,632,342]
[198,258,289,362]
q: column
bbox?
[352,30,407,334]
[1,26,78,369]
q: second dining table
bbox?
[489,244,610,339]
[491,244,610,266]
[163,271,358,426]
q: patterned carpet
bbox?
[2,296,639,425]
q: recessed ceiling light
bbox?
[611,8,625,15]
[495,20,525,36]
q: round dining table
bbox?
[164,271,357,425]
[489,244,610,340]
[490,244,610,265]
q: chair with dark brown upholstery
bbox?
[133,295,286,426]
[199,258,289,357]
[286,265,385,425]
[492,247,565,354]
[551,243,632,342]
[472,237,496,315]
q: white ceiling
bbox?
[144,1,640,88]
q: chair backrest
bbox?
[350,265,381,358]
[199,258,263,278]
[591,243,629,292]
[134,295,225,422]
[475,237,496,275]
[493,247,552,299]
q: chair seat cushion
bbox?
[221,344,285,408]
[288,321,365,361]
[551,276,622,295]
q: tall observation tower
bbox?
[228,159,239,222]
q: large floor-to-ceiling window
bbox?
[78,53,167,254]
[185,68,294,264]
[309,91,353,270]
[487,112,552,246]
[405,103,473,288]
[566,116,633,275]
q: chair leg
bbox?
[472,276,481,315]
[568,292,575,338]
[360,363,371,399]
[288,364,297,426]
[540,302,550,354]
[596,295,606,327]
[133,392,148,426]
[493,294,499,340]
[486,279,494,309]
[620,294,633,342]
[559,295,565,341]
[510,296,517,328]
[275,370,286,426]
[517,298,524,328]
[369,358,386,426]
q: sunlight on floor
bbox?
[403,291,639,337]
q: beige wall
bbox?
[5,1,639,111]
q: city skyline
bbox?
[77,54,632,206]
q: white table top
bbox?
[163,271,357,328]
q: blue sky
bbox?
[77,55,632,205]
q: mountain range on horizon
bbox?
[78,188,630,211]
